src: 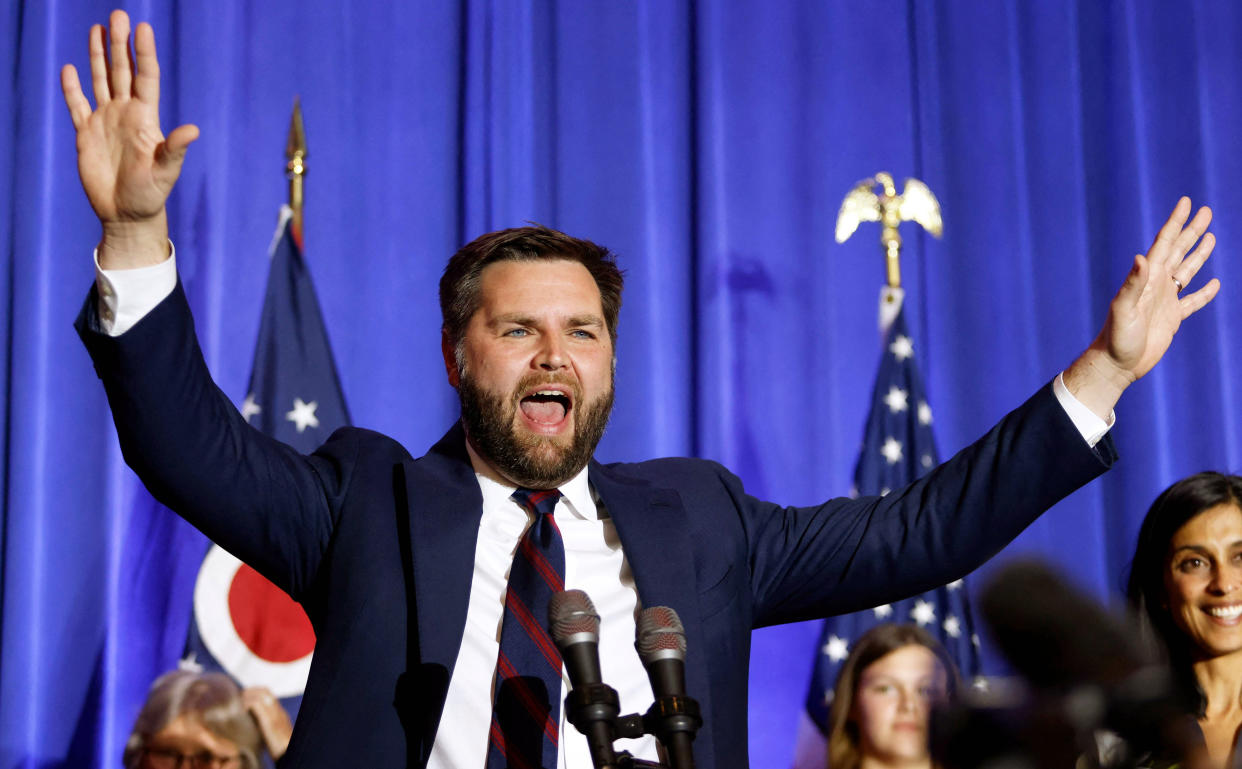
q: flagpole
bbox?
[286,97,307,243]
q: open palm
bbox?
[61,11,197,230]
[1096,198,1218,383]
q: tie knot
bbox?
[511,487,562,517]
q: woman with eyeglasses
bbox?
[122,670,291,769]
[824,623,960,769]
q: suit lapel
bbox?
[589,463,714,765]
[402,424,483,673]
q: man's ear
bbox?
[442,329,460,388]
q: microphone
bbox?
[980,559,1144,691]
[549,590,619,768]
[947,559,1200,769]
[636,606,699,769]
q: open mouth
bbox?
[519,389,572,425]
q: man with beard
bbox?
[65,11,1220,769]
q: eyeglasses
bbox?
[143,746,239,769]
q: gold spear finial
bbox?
[835,171,942,289]
[286,97,307,241]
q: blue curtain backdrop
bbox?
[4,1,1242,767]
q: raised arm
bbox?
[1064,197,1220,418]
[60,9,197,269]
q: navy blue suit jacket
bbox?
[78,283,1115,768]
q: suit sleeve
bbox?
[726,382,1116,628]
[75,280,343,600]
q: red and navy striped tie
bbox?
[486,487,565,769]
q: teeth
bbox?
[533,390,566,398]
[1208,605,1242,619]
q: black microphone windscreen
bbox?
[980,559,1145,689]
[549,589,600,647]
[636,606,687,661]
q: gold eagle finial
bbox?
[835,172,942,288]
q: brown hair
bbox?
[825,624,961,769]
[121,670,263,769]
[438,225,624,358]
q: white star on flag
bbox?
[884,386,909,414]
[240,393,262,423]
[286,398,320,433]
[823,634,850,662]
[881,437,903,465]
[918,401,933,426]
[873,604,893,619]
[943,615,962,638]
[921,454,934,469]
[178,653,204,673]
[910,600,936,626]
[971,634,981,648]
[890,335,914,362]
[947,579,963,591]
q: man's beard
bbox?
[457,370,614,489]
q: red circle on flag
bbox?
[227,564,317,662]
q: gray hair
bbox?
[122,671,263,769]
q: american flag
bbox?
[181,207,350,725]
[794,295,979,765]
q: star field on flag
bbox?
[802,304,981,734]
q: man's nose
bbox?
[536,334,567,370]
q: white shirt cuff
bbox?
[1053,371,1114,448]
[94,244,178,336]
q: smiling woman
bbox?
[1128,472,1242,768]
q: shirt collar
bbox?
[464,439,596,521]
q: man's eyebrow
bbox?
[490,313,537,326]
[566,314,605,328]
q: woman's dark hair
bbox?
[825,623,962,769]
[1126,471,1242,717]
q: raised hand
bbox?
[1065,197,1220,418]
[241,686,294,760]
[60,10,198,268]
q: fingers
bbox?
[1179,278,1221,318]
[1168,205,1213,264]
[1151,196,1192,253]
[88,23,109,106]
[1173,231,1216,287]
[132,22,160,104]
[1113,253,1149,309]
[156,124,200,173]
[107,9,132,100]
[61,65,92,129]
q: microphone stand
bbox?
[565,684,704,769]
